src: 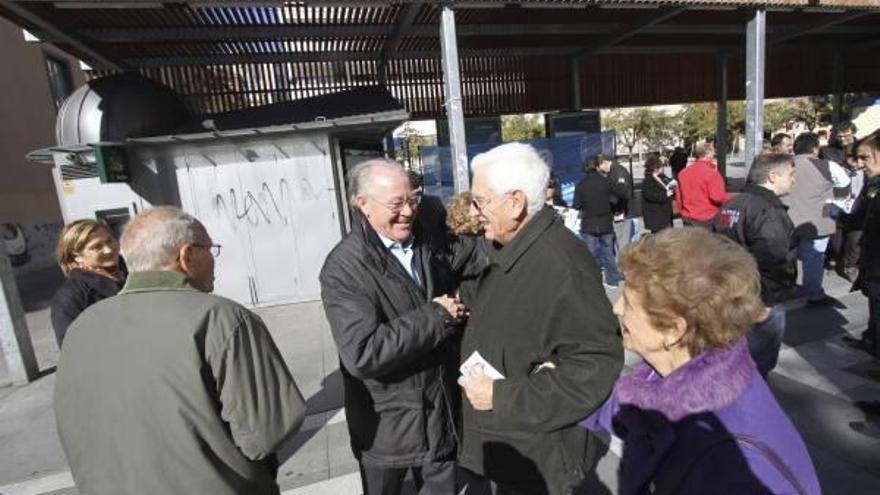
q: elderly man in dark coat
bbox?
[319,159,481,495]
[458,142,624,495]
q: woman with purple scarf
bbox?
[580,228,820,495]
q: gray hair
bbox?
[121,206,202,272]
[471,142,549,215]
[346,158,406,205]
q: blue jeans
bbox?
[798,236,829,300]
[582,232,621,285]
[748,305,786,378]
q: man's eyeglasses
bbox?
[370,193,422,214]
[192,243,222,257]
[471,191,512,212]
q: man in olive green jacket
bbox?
[54,206,305,495]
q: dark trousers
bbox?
[829,225,862,271]
[359,461,455,495]
[863,282,880,356]
[457,467,539,495]
[747,305,786,378]
[682,219,714,231]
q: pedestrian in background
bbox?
[641,154,675,234]
[50,219,125,346]
[573,155,622,288]
[784,132,851,306]
[771,133,794,155]
[606,155,637,253]
[842,131,880,357]
[55,206,305,495]
[458,142,622,495]
[669,146,688,180]
[715,154,799,377]
[580,228,820,495]
[674,141,732,230]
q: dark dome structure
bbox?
[56,73,191,147]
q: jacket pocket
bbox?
[370,388,428,456]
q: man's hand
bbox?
[433,294,468,323]
[458,365,494,411]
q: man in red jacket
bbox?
[675,142,733,229]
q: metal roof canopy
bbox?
[1,0,878,118]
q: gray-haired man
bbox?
[458,143,622,495]
[320,159,482,495]
[55,206,305,495]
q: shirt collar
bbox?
[377,233,414,251]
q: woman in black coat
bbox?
[51,220,125,346]
[641,154,675,233]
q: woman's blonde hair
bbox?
[56,219,111,276]
[446,192,484,236]
[619,228,765,356]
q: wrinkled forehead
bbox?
[367,166,410,197]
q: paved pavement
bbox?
[1,264,879,495]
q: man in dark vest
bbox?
[783,132,851,306]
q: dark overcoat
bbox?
[320,204,482,467]
[459,207,623,495]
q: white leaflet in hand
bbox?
[460,351,506,380]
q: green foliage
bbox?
[399,123,426,170]
[604,107,677,159]
[678,101,746,152]
[501,114,545,142]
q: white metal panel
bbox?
[284,137,342,301]
[176,154,254,306]
[54,176,146,224]
[235,154,302,306]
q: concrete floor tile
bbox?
[808,445,880,495]
[769,374,880,475]
[277,427,329,486]
[774,349,870,398]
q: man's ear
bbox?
[355,196,370,217]
[511,190,529,219]
[176,244,194,275]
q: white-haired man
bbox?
[320,159,482,495]
[458,143,623,495]
[55,206,305,495]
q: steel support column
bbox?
[832,49,843,130]
[440,3,469,193]
[0,248,38,386]
[745,9,766,169]
[571,57,582,110]
[716,53,728,178]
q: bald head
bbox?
[121,206,204,272]
[347,159,408,206]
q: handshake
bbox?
[433,294,469,324]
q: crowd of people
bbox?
[43,122,880,495]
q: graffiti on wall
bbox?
[214,179,291,227]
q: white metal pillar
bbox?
[745,9,766,168]
[440,2,469,193]
[0,248,38,385]
[716,53,728,178]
